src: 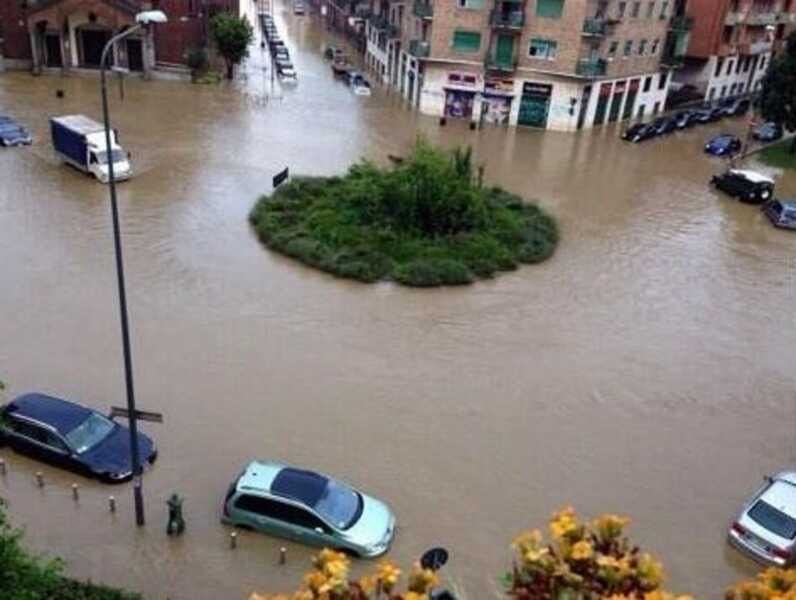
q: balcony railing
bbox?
[409,39,431,57]
[725,11,742,25]
[485,55,518,71]
[368,15,399,37]
[413,1,433,18]
[576,58,607,77]
[669,15,694,31]
[746,11,777,25]
[489,9,525,27]
[582,17,608,35]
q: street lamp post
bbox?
[99,9,167,527]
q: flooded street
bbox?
[1,2,795,598]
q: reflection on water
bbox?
[1,2,795,598]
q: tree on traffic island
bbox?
[209,13,254,79]
[760,31,796,153]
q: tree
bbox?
[209,13,254,79]
[760,31,796,152]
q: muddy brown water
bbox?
[1,2,795,598]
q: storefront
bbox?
[481,78,513,125]
[443,72,481,120]
[518,82,552,128]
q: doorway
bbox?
[80,29,111,68]
[127,38,143,71]
[45,33,63,67]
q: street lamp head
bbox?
[135,10,168,24]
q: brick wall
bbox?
[0,0,33,59]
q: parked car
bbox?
[344,71,365,87]
[673,110,698,129]
[0,393,157,482]
[0,116,32,146]
[275,56,293,69]
[728,471,796,565]
[621,122,656,143]
[753,121,784,142]
[718,96,751,117]
[277,64,298,82]
[705,134,742,156]
[762,199,796,230]
[353,80,372,96]
[710,168,774,203]
[222,461,396,557]
[651,116,677,135]
[694,104,723,123]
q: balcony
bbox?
[489,9,525,28]
[746,11,777,25]
[408,39,431,58]
[582,17,609,35]
[369,15,399,38]
[725,11,742,25]
[413,1,433,18]
[575,58,607,77]
[742,39,773,53]
[669,15,694,31]
[485,55,518,71]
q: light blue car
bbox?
[222,461,396,557]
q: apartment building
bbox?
[675,0,795,101]
[364,0,690,130]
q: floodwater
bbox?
[1,1,795,598]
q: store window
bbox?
[529,38,558,59]
[452,31,481,52]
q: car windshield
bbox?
[65,413,115,454]
[313,479,362,529]
[748,500,796,539]
[94,149,127,164]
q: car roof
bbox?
[236,461,332,508]
[761,478,796,519]
[6,393,92,434]
[236,460,284,494]
[729,169,774,184]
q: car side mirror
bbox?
[314,527,325,535]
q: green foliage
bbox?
[249,142,558,287]
[185,47,209,77]
[758,138,796,168]
[0,501,140,600]
[209,13,254,79]
[760,32,796,151]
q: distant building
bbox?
[364,0,691,131]
[0,0,237,76]
[675,0,795,101]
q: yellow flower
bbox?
[404,593,429,600]
[637,553,665,588]
[570,540,594,561]
[408,562,440,593]
[357,574,377,594]
[302,571,328,593]
[523,546,550,564]
[592,514,631,541]
[512,529,544,550]
[550,508,580,541]
[375,560,402,592]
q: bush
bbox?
[249,141,558,287]
[185,47,209,77]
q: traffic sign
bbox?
[420,547,449,572]
[273,167,289,188]
[110,406,164,423]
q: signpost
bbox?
[273,167,289,188]
[420,547,449,572]
[110,406,164,423]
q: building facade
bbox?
[365,0,691,131]
[0,0,236,75]
[675,0,795,101]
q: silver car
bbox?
[728,470,796,566]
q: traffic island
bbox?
[249,142,558,287]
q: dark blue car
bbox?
[0,117,32,147]
[705,134,742,157]
[0,393,156,482]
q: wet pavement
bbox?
[1,1,795,598]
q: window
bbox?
[659,1,668,18]
[715,57,723,77]
[638,39,647,54]
[646,1,655,17]
[637,104,646,118]
[608,41,619,56]
[650,38,659,54]
[631,1,640,16]
[529,38,558,59]
[457,0,484,7]
[653,101,660,113]
[658,71,667,89]
[729,83,737,95]
[708,87,716,100]
[536,0,564,18]
[726,59,733,75]
[759,56,767,70]
[6,418,47,443]
[624,40,633,56]
[234,495,333,532]
[748,500,796,540]
[738,82,745,93]
[643,75,652,91]
[617,1,627,18]
[720,85,727,97]
[736,57,743,73]
[451,30,481,52]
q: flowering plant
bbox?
[726,567,796,600]
[506,507,691,600]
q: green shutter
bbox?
[536,0,564,18]
[452,31,481,52]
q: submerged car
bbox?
[621,122,656,143]
[222,461,396,557]
[353,80,372,96]
[718,96,751,117]
[753,121,784,142]
[0,393,157,482]
[673,110,698,129]
[651,116,677,135]
[710,168,774,203]
[705,134,742,156]
[0,117,32,146]
[762,199,796,230]
[694,104,723,123]
[729,471,796,565]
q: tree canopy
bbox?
[209,13,254,79]
[760,32,796,151]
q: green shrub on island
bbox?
[249,142,558,287]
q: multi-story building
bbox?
[0,0,237,76]
[675,0,795,101]
[365,0,691,130]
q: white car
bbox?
[729,471,796,566]
[294,2,305,14]
[353,81,371,96]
